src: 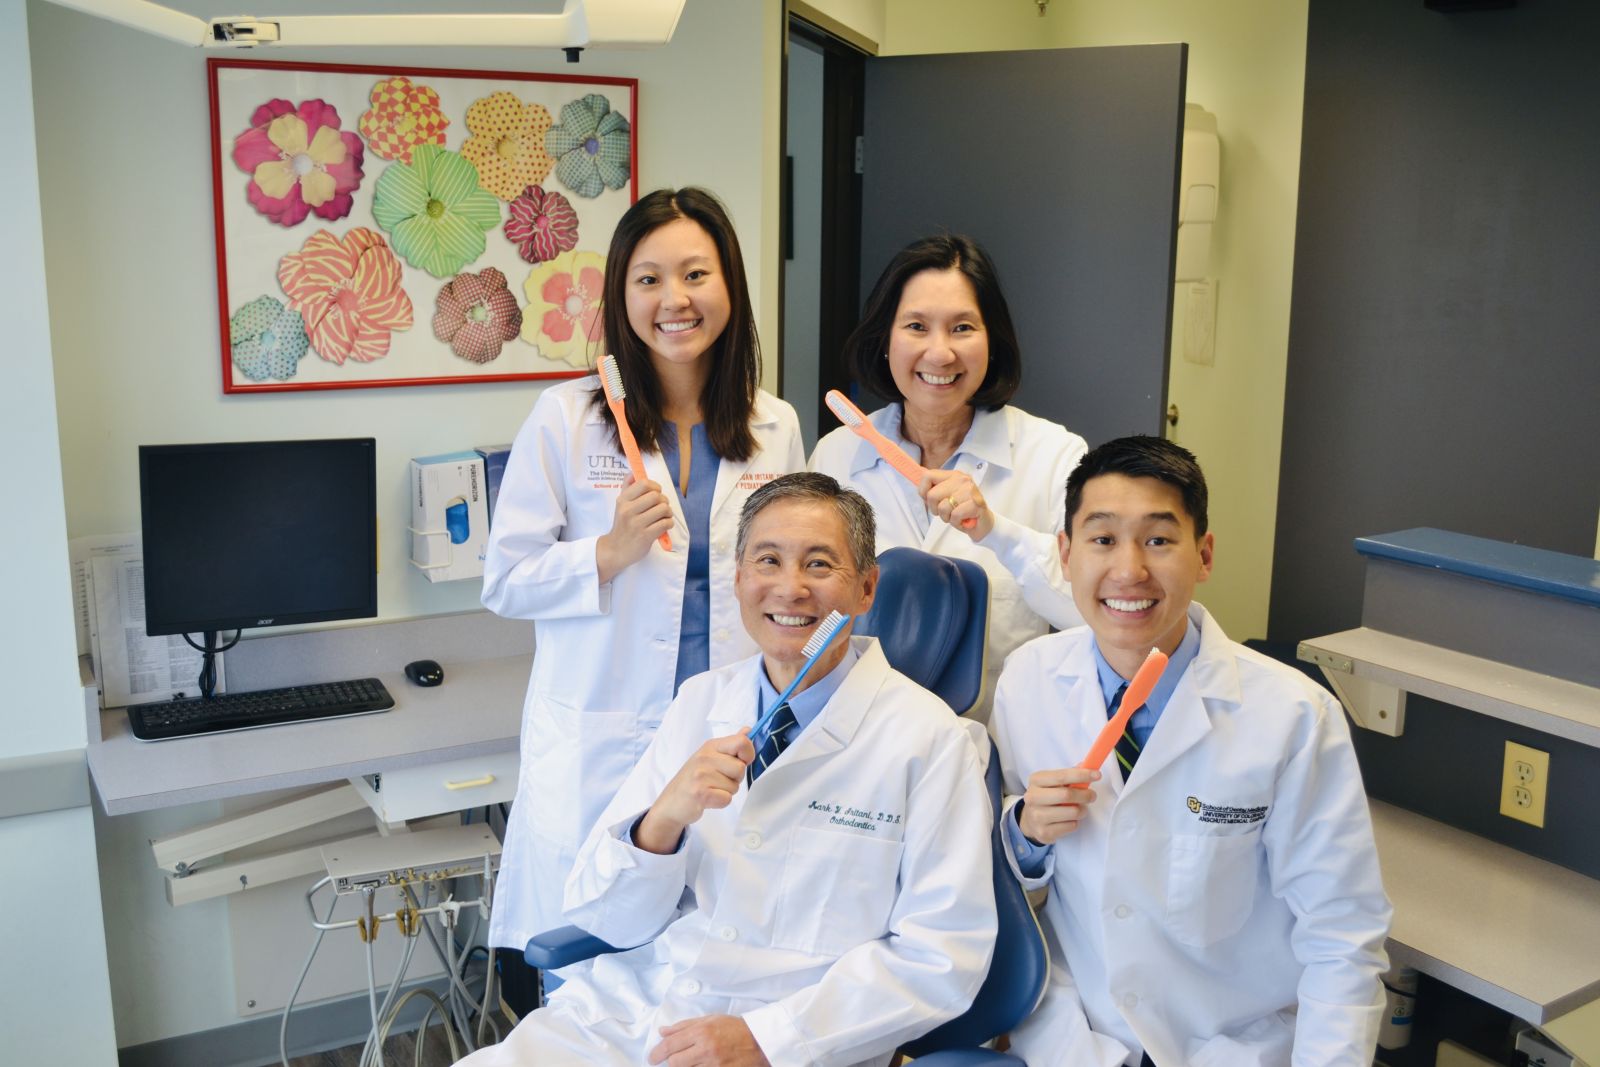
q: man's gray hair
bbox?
[735,472,877,572]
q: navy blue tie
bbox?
[1109,682,1144,781]
[748,703,797,786]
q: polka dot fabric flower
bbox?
[520,250,605,368]
[460,92,556,202]
[359,76,450,164]
[504,185,579,264]
[372,145,502,278]
[545,94,630,199]
[230,295,309,381]
[277,227,414,364]
[232,98,364,227]
[433,267,523,364]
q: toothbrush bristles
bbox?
[600,355,626,401]
[801,610,849,658]
[824,390,863,426]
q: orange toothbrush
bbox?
[600,355,671,552]
[1076,646,1170,778]
[824,389,977,529]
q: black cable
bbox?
[181,629,241,700]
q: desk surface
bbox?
[86,612,532,816]
[1373,799,1600,1023]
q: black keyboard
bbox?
[127,678,395,741]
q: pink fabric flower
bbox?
[433,268,522,364]
[504,185,580,264]
[278,228,414,364]
[233,98,365,227]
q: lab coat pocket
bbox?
[1165,829,1262,947]
[524,694,638,851]
[771,828,904,957]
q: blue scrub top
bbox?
[660,423,720,694]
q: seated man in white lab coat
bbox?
[990,436,1392,1067]
[462,472,996,1067]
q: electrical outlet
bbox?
[1500,741,1549,827]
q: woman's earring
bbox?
[881,352,888,360]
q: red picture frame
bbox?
[208,58,637,393]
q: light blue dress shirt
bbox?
[1006,618,1203,876]
[755,642,859,748]
[659,423,721,694]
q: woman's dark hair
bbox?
[589,187,760,462]
[843,234,1022,411]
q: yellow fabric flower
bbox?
[460,92,556,201]
[520,250,605,368]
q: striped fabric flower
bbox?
[433,267,523,364]
[459,92,555,201]
[232,98,364,227]
[372,145,502,278]
[504,185,579,264]
[520,250,605,368]
[277,228,414,364]
[545,94,630,199]
[359,75,450,164]
[230,295,309,381]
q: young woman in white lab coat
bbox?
[810,235,1088,716]
[482,188,804,955]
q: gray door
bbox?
[858,45,1188,447]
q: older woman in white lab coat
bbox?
[811,234,1087,716]
[482,188,803,953]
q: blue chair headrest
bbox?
[856,547,988,715]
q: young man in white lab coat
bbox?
[462,472,996,1067]
[991,436,1392,1067]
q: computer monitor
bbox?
[138,438,377,695]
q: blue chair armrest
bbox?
[907,1051,1024,1066]
[524,924,623,971]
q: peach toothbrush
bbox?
[824,389,977,530]
[1075,646,1170,780]
[600,354,671,552]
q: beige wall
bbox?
[880,0,1310,641]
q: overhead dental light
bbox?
[40,0,685,53]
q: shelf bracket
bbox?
[1299,642,1407,737]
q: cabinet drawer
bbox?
[351,750,519,823]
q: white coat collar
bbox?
[847,403,1013,476]
[709,636,888,769]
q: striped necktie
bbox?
[747,703,798,786]
[1109,682,1144,781]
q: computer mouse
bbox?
[404,659,444,687]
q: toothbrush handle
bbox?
[850,425,979,530]
[609,400,672,552]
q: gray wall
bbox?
[1269,0,1600,643]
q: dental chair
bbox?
[524,548,1046,1062]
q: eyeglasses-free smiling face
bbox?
[734,498,878,692]
[886,267,990,421]
[1060,473,1214,679]
[624,216,733,376]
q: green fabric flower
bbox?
[546,94,630,199]
[372,144,501,277]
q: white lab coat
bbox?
[990,605,1392,1067]
[461,638,996,1067]
[481,376,804,949]
[810,403,1086,717]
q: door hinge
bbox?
[854,136,864,175]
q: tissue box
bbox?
[475,444,513,528]
[410,451,489,582]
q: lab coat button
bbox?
[678,978,702,996]
[717,925,737,942]
[744,832,762,850]
[1114,904,1132,919]
[1123,993,1139,1010]
[714,628,730,642]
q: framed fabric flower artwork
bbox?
[209,59,636,393]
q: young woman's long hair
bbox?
[589,187,760,462]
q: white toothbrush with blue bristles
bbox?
[749,610,851,748]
